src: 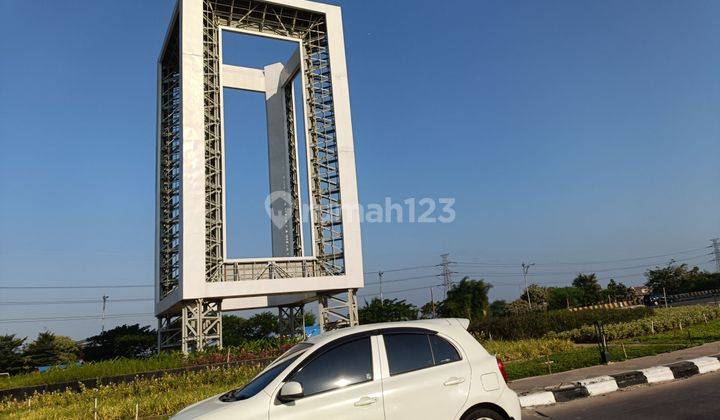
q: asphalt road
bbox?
[521,371,720,419]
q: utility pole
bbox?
[429,287,436,318]
[378,271,384,304]
[712,238,720,273]
[521,262,535,309]
[101,295,109,332]
[663,287,668,309]
[440,254,453,300]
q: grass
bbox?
[504,343,689,381]
[504,318,720,381]
[622,317,720,346]
[0,365,262,419]
[0,353,184,391]
[0,339,291,391]
[550,305,720,343]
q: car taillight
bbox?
[496,356,509,383]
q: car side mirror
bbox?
[279,381,303,402]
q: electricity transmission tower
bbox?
[712,238,720,273]
[440,254,454,300]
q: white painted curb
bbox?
[519,391,556,408]
[518,355,720,408]
[639,366,674,384]
[687,356,720,374]
[578,375,619,396]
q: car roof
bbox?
[305,318,469,347]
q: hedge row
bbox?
[549,305,720,343]
[470,307,654,340]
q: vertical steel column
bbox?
[158,20,181,299]
[278,305,305,337]
[318,289,358,332]
[180,299,223,354]
[203,0,224,283]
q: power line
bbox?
[455,246,710,267]
[0,313,155,324]
[364,264,438,275]
[454,253,711,277]
[364,274,437,286]
[0,298,153,305]
[0,284,153,290]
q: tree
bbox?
[644,263,719,295]
[419,301,437,319]
[82,324,156,362]
[304,311,316,326]
[359,298,418,324]
[520,284,549,309]
[546,287,583,310]
[24,332,79,368]
[505,299,542,315]
[603,279,634,302]
[488,300,507,317]
[0,334,25,374]
[438,277,492,322]
[572,273,602,306]
[223,312,279,346]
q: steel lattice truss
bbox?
[205,0,345,277]
[158,22,182,299]
[284,86,303,258]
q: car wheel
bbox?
[462,407,505,420]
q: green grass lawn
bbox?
[621,318,720,347]
[504,343,688,381]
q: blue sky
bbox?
[1,0,719,340]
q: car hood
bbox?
[171,391,269,420]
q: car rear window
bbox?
[429,334,461,365]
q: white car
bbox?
[173,318,521,420]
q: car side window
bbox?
[383,333,434,375]
[287,337,373,397]
[429,334,461,365]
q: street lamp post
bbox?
[521,262,535,309]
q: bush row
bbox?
[549,305,720,343]
[470,307,654,340]
[476,337,575,362]
[0,337,294,391]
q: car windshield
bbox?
[219,343,312,402]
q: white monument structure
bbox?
[156,0,363,353]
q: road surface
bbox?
[521,370,720,419]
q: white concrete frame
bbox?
[156,0,364,316]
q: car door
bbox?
[380,331,471,420]
[268,335,385,420]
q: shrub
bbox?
[477,338,575,361]
[551,305,720,343]
[471,307,654,340]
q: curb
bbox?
[518,354,720,408]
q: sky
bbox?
[1,0,719,340]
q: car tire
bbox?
[462,407,505,420]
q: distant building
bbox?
[631,285,650,297]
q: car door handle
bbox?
[354,396,377,407]
[443,377,465,386]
